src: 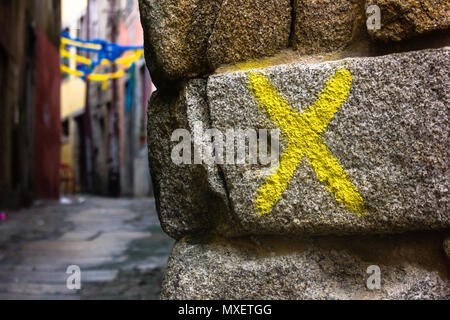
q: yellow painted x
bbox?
[248,69,366,217]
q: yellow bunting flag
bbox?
[101,50,144,67]
[60,64,83,77]
[60,35,143,85]
[60,49,92,65]
[87,69,124,81]
[61,37,102,51]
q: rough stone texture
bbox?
[366,0,450,41]
[162,233,450,299]
[205,48,449,237]
[293,0,367,54]
[207,0,291,69]
[138,0,292,87]
[444,236,450,260]
[138,0,223,88]
[140,1,450,302]
[138,0,450,87]
[147,80,237,239]
[149,48,449,239]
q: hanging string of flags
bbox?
[60,31,144,89]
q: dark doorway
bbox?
[74,114,87,193]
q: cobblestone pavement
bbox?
[0,197,174,300]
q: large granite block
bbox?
[207,47,449,236]
[139,0,291,87]
[147,79,236,239]
[162,233,449,299]
[149,48,449,238]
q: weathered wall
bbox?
[117,0,154,198]
[33,29,62,199]
[60,75,86,192]
[61,78,86,119]
[139,0,450,88]
[163,233,449,299]
[0,0,28,208]
[78,0,153,197]
[139,0,450,299]
[0,0,62,207]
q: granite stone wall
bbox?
[139,0,450,299]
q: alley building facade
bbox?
[61,0,154,197]
[0,0,62,209]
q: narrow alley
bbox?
[0,197,174,300]
[1,0,449,304]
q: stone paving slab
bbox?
[0,269,118,284]
[0,197,173,300]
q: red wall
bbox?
[33,29,61,199]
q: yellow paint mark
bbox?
[248,69,366,217]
